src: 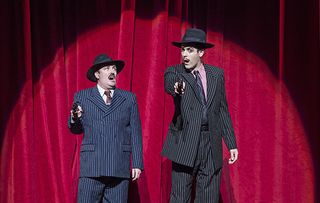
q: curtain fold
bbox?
[0,0,319,202]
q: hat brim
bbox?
[86,60,125,82]
[172,41,214,49]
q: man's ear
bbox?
[94,71,99,79]
[198,49,205,58]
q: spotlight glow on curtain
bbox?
[0,0,318,202]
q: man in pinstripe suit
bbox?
[69,54,143,203]
[162,28,238,203]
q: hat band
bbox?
[182,36,206,43]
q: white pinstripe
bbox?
[69,86,143,202]
[162,64,237,170]
[162,64,237,202]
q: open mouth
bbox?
[183,58,190,64]
[108,73,116,80]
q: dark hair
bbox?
[181,43,205,51]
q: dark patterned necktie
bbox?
[194,70,208,125]
[194,70,206,105]
[104,90,112,105]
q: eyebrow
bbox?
[181,47,194,50]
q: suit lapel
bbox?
[180,70,203,104]
[87,87,126,117]
[104,89,126,117]
[205,65,218,107]
[88,87,110,113]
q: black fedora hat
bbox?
[172,28,214,49]
[87,54,125,82]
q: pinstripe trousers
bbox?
[170,131,222,203]
[77,177,129,203]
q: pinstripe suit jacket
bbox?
[68,86,143,178]
[161,64,237,170]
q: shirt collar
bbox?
[97,84,114,97]
[191,63,205,75]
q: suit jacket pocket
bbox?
[80,144,95,152]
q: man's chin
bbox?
[106,82,116,89]
[184,64,194,70]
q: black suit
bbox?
[161,64,237,202]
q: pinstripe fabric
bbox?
[162,64,237,202]
[68,86,143,201]
[170,131,221,203]
[77,177,129,203]
[193,132,221,203]
[162,64,237,170]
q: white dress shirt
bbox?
[97,84,114,104]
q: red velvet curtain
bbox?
[1,0,319,202]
